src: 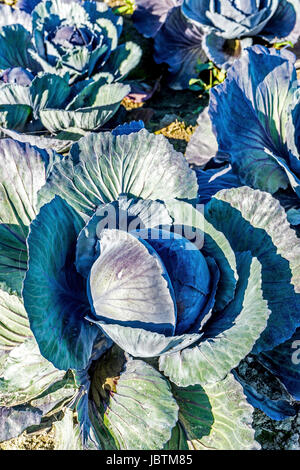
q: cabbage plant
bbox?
[189,46,300,203]
[186,45,300,412]
[133,0,299,88]
[1,125,300,448]
[0,0,141,150]
[0,0,141,84]
[182,0,300,66]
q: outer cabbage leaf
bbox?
[163,423,189,450]
[74,373,105,449]
[0,105,32,133]
[53,408,83,450]
[196,166,241,204]
[23,196,99,370]
[260,327,300,401]
[154,7,207,90]
[89,348,178,450]
[133,0,182,38]
[39,82,130,133]
[0,338,66,407]
[0,127,76,153]
[29,378,77,418]
[0,25,32,70]
[103,42,142,81]
[38,129,198,217]
[88,319,201,359]
[209,46,298,195]
[262,0,300,44]
[286,88,300,165]
[0,290,32,352]
[0,337,77,442]
[173,373,260,450]
[0,83,31,107]
[29,74,71,116]
[205,186,300,353]
[233,371,297,420]
[0,138,59,296]
[0,82,32,130]
[185,107,221,166]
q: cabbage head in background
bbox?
[133,0,299,88]
[0,0,141,84]
[1,124,300,448]
[182,0,300,66]
[188,46,300,206]
[0,0,141,150]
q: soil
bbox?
[0,429,55,450]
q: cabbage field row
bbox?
[0,0,300,451]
